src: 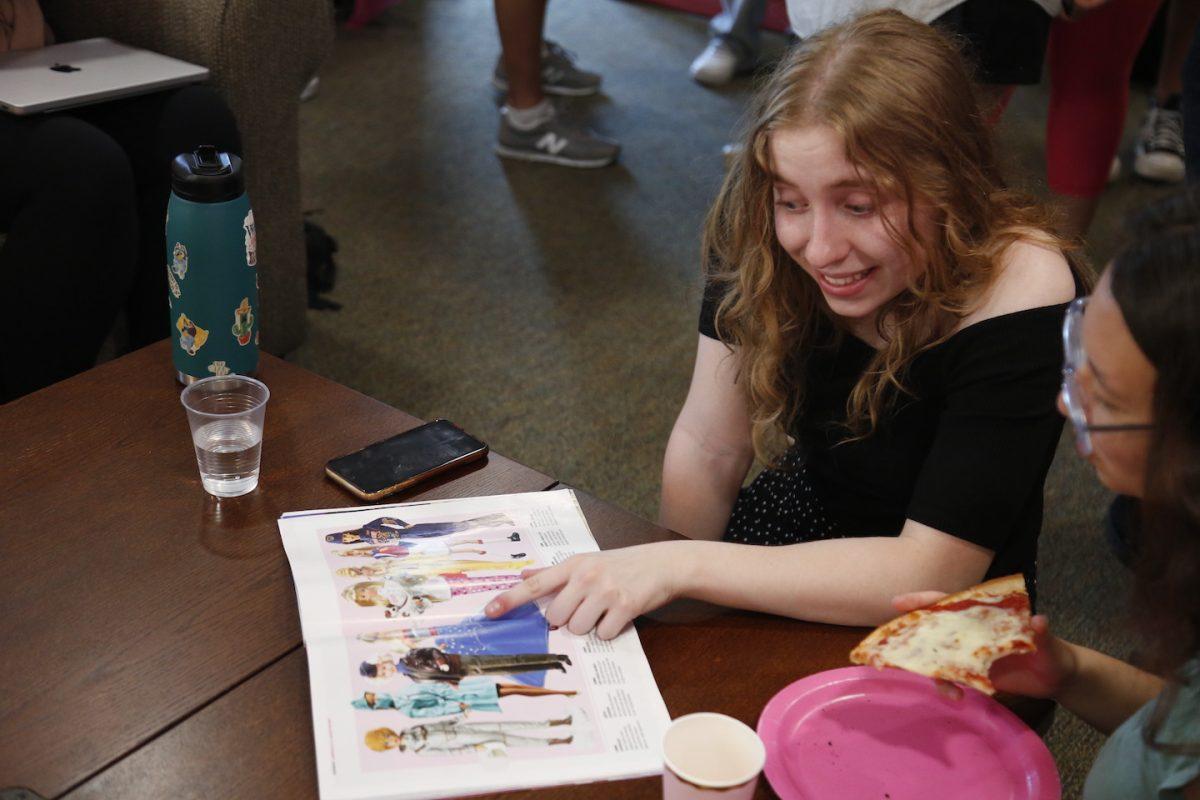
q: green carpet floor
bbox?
[293,2,1176,795]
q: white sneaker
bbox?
[690,38,740,87]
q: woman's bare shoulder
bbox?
[961,236,1076,328]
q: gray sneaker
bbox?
[1134,97,1186,183]
[495,113,619,168]
[492,40,602,97]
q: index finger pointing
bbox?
[486,564,569,618]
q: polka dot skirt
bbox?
[724,446,840,546]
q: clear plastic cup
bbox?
[180,375,269,497]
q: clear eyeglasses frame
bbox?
[1061,297,1153,457]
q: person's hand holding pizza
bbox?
[889,588,1080,701]
[988,616,1079,699]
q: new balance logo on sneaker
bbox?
[496,113,620,168]
[537,132,569,156]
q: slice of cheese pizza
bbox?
[849,574,1037,695]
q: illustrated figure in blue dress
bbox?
[325,513,516,544]
[351,676,575,717]
[357,603,556,686]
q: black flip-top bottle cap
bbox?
[171,145,244,203]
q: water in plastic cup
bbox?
[180,375,269,497]
[661,713,766,800]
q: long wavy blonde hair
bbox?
[705,9,1086,463]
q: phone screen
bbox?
[327,420,487,496]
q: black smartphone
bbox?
[325,419,488,501]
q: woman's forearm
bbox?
[1054,643,1164,735]
[663,536,1166,727]
[666,535,976,626]
[658,427,752,541]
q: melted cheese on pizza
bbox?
[850,575,1036,694]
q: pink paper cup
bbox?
[662,713,767,800]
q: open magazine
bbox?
[278,489,672,800]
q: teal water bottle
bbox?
[166,145,259,384]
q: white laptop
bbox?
[0,37,209,115]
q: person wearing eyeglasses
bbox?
[1059,296,1155,475]
[893,190,1200,800]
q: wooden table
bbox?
[0,342,863,800]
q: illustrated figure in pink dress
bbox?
[334,557,533,579]
[343,572,523,617]
[333,536,521,559]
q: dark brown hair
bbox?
[1111,188,1200,756]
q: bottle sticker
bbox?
[232,297,255,346]
[207,360,231,377]
[243,210,257,267]
[176,313,209,356]
[166,266,181,299]
[171,243,189,280]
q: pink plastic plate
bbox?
[757,666,1059,800]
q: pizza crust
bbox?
[849,574,1037,695]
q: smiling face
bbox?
[770,125,929,340]
[1058,269,1156,497]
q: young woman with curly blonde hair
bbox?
[488,10,1087,637]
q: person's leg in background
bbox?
[1183,11,1200,180]
[1045,0,1163,240]
[690,0,767,87]
[492,0,619,168]
[0,116,138,402]
[73,85,242,350]
[1134,0,1200,182]
[490,1,603,98]
[496,0,548,112]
